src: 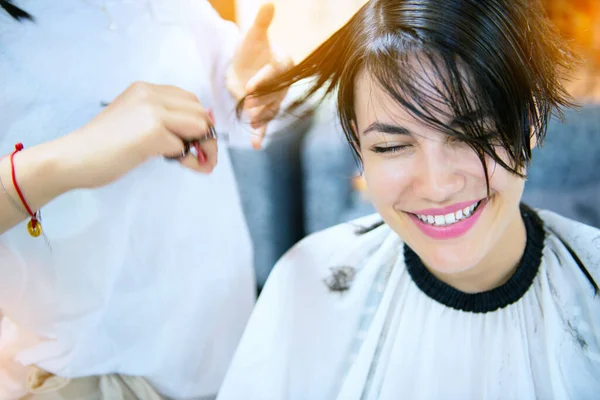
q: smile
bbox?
[414,200,482,227]
[407,199,488,240]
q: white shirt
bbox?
[0,1,257,398]
[218,209,600,400]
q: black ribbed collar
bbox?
[404,204,545,313]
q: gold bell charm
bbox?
[27,218,43,237]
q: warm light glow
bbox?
[238,0,368,62]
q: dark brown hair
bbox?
[239,0,577,183]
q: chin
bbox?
[417,248,481,275]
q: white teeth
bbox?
[415,201,481,227]
[444,213,456,224]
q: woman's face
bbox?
[353,68,527,275]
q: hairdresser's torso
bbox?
[0,1,254,398]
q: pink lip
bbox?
[408,199,487,240]
[412,200,482,216]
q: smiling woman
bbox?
[217,0,600,399]
[352,61,532,287]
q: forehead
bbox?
[352,55,477,127]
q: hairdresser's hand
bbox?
[58,82,218,189]
[227,2,294,149]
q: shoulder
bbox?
[538,209,600,262]
[537,208,600,293]
[266,213,391,285]
[539,208,600,233]
[536,209,600,383]
[284,213,388,262]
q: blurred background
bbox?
[210,0,600,288]
[211,0,599,75]
[211,0,369,61]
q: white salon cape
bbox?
[218,209,600,400]
[0,1,263,398]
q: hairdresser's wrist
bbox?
[46,129,115,192]
[2,138,77,217]
[46,134,93,193]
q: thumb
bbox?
[248,2,275,38]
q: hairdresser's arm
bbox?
[0,81,218,235]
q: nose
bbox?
[411,142,465,203]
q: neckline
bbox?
[404,204,546,313]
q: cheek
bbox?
[482,148,525,195]
[362,154,412,206]
[453,146,489,181]
[453,147,512,192]
[486,164,526,198]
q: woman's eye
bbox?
[370,144,410,154]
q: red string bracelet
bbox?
[9,143,43,237]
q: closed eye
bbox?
[370,144,411,154]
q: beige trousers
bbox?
[20,366,165,400]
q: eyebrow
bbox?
[362,122,411,136]
[362,110,489,136]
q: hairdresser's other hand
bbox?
[227,2,294,149]
[57,82,217,190]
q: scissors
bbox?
[163,124,227,161]
[100,101,226,161]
